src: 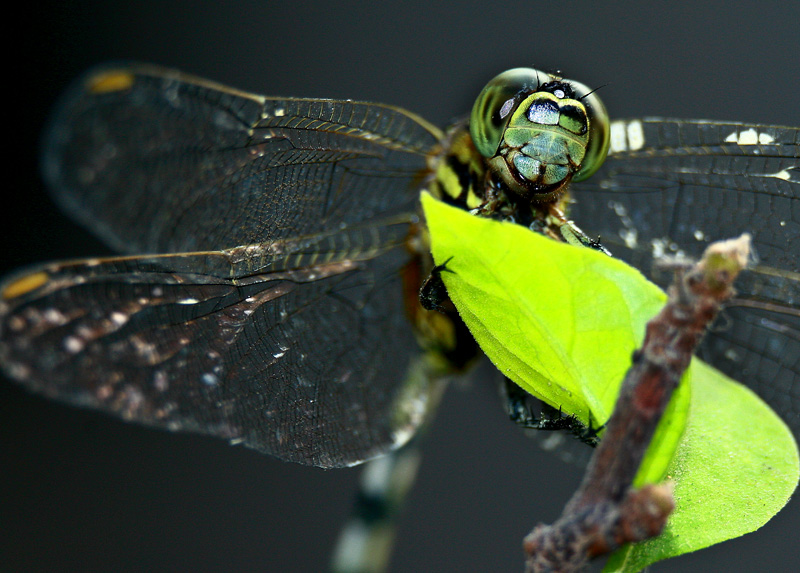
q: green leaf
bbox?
[422,191,667,427]
[606,361,800,572]
[421,192,799,570]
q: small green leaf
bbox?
[422,191,666,427]
[421,192,799,570]
[606,361,799,572]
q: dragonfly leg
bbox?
[547,204,611,255]
[419,256,455,313]
[502,378,601,447]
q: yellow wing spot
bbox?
[86,70,135,94]
[2,271,49,300]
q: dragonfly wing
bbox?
[0,228,433,468]
[41,63,440,254]
[571,118,800,434]
[4,64,447,468]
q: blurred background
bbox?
[3,1,799,571]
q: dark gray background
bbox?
[3,1,799,571]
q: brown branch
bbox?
[523,234,752,572]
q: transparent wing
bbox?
[0,223,436,468]
[2,64,444,468]
[570,118,800,434]
[41,63,441,254]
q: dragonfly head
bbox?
[469,67,610,201]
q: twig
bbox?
[523,234,752,572]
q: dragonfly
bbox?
[0,63,798,476]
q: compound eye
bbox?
[469,68,546,158]
[567,78,610,182]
